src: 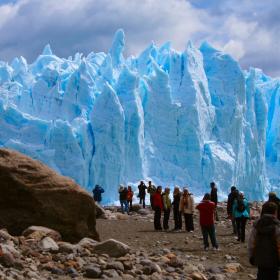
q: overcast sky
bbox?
[0,0,279,77]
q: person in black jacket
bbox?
[119,185,129,214]
[249,202,280,280]
[227,186,238,234]
[92,184,105,203]
[138,181,147,208]
[261,192,280,220]
[172,186,182,231]
[210,182,219,221]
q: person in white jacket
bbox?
[179,188,195,232]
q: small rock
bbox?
[103,269,120,278]
[0,251,15,267]
[78,237,97,251]
[106,261,125,272]
[138,209,150,215]
[39,237,59,252]
[84,265,102,278]
[116,213,129,220]
[93,239,130,257]
[224,263,243,273]
[191,272,208,280]
[22,226,61,241]
[51,267,65,275]
[58,241,77,253]
[140,259,162,275]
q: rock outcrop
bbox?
[0,148,99,242]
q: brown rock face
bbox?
[0,148,99,242]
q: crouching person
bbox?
[248,202,280,280]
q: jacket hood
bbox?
[255,214,280,235]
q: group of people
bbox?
[150,182,219,250]
[93,181,280,280]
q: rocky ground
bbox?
[0,202,264,279]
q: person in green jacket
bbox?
[232,191,250,242]
[162,187,172,230]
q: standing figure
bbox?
[119,185,129,214]
[138,181,147,208]
[147,181,156,208]
[232,192,250,242]
[127,186,134,212]
[227,186,239,234]
[152,186,163,230]
[210,182,219,221]
[179,188,194,232]
[262,192,280,220]
[249,202,280,280]
[92,184,105,203]
[172,186,182,231]
[196,193,219,250]
[162,187,172,231]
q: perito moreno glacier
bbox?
[0,29,279,203]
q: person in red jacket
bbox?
[152,186,163,230]
[196,193,219,250]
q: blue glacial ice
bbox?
[0,29,279,203]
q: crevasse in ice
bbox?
[0,29,279,203]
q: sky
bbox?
[0,0,279,77]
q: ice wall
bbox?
[0,29,279,202]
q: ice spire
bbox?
[109,29,125,68]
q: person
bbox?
[162,187,172,231]
[127,186,134,212]
[179,188,194,232]
[196,193,219,250]
[248,202,280,280]
[138,181,147,208]
[262,192,280,220]
[119,185,129,214]
[227,186,239,234]
[172,186,182,231]
[147,181,156,208]
[92,184,105,203]
[232,192,250,242]
[152,186,163,230]
[210,182,219,221]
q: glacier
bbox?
[0,29,279,203]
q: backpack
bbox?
[237,198,245,212]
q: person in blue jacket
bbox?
[92,184,105,203]
[232,191,250,242]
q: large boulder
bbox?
[0,148,99,242]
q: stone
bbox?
[93,239,130,257]
[224,263,243,273]
[78,237,97,251]
[95,202,107,218]
[39,237,59,252]
[167,256,184,268]
[106,261,125,272]
[137,209,150,215]
[191,272,208,280]
[22,226,61,241]
[51,267,65,275]
[140,259,162,275]
[116,213,129,220]
[84,265,102,278]
[66,267,79,277]
[58,241,77,253]
[0,250,16,268]
[0,148,99,242]
[0,229,13,241]
[102,269,120,278]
